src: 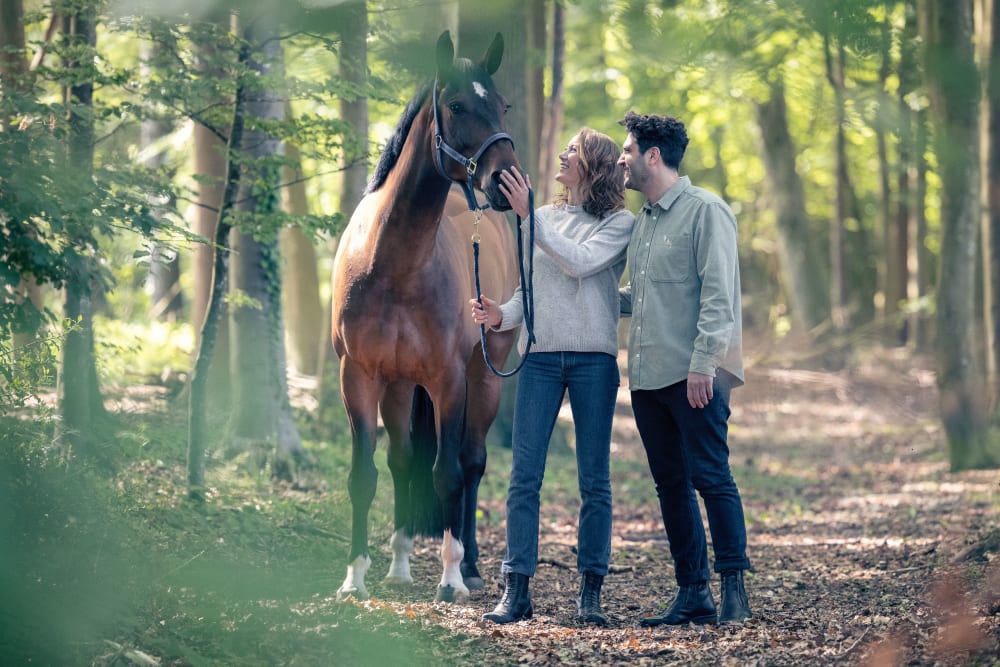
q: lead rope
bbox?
[473,188,536,377]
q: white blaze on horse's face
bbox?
[472,81,488,99]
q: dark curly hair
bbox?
[618,111,689,170]
[553,127,626,219]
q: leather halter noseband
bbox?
[431,78,514,212]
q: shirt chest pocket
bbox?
[648,232,692,283]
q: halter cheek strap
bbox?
[431,78,514,211]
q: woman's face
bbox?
[555,134,585,190]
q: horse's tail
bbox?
[407,385,444,536]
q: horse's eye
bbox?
[504,104,511,114]
[448,102,464,115]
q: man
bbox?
[617,111,752,626]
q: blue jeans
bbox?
[630,373,751,585]
[501,351,618,577]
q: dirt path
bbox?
[339,347,999,666]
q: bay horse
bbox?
[331,31,520,602]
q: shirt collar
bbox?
[642,175,691,215]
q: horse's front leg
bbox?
[337,361,381,601]
[431,376,470,603]
[381,381,418,587]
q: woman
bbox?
[470,128,634,626]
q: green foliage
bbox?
[0,403,488,666]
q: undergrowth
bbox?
[0,403,498,666]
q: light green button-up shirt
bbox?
[620,176,744,391]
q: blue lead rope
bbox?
[474,188,535,377]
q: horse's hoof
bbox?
[461,561,484,590]
[435,584,469,603]
[383,575,413,587]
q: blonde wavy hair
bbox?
[553,127,627,219]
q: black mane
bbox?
[365,81,432,194]
[365,59,481,194]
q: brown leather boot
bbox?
[482,572,533,624]
[576,572,608,626]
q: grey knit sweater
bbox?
[496,204,635,357]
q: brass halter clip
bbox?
[471,208,482,243]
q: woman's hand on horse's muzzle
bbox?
[498,167,531,219]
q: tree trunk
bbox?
[879,10,907,343]
[189,19,232,407]
[921,0,997,469]
[279,141,323,376]
[982,0,1000,415]
[899,0,919,349]
[0,0,25,98]
[537,0,564,205]
[317,2,368,408]
[755,76,831,334]
[189,40,250,499]
[824,31,849,332]
[228,25,303,472]
[141,40,182,322]
[56,5,105,454]
[460,0,534,177]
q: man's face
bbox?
[618,133,647,193]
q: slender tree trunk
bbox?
[189,18,233,407]
[914,108,933,350]
[537,1,564,205]
[527,0,546,182]
[755,76,831,334]
[878,11,907,343]
[921,0,997,469]
[189,41,250,500]
[317,2,368,409]
[141,41,182,322]
[228,25,303,472]
[982,0,1000,415]
[1,0,46,356]
[0,0,25,102]
[56,4,106,454]
[280,141,322,376]
[824,32,849,332]
[899,0,919,349]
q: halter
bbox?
[429,77,534,377]
[431,78,514,211]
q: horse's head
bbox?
[432,31,521,212]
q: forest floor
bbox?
[324,343,1000,666]
[8,340,999,666]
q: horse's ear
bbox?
[436,30,456,79]
[482,32,504,75]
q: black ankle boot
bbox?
[576,572,607,626]
[482,572,532,624]
[718,569,752,624]
[640,582,717,627]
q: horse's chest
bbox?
[336,278,456,367]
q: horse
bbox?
[330,31,520,603]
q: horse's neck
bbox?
[374,113,451,262]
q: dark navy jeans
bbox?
[501,351,618,577]
[630,373,750,585]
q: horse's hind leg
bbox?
[337,361,380,601]
[381,382,417,587]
